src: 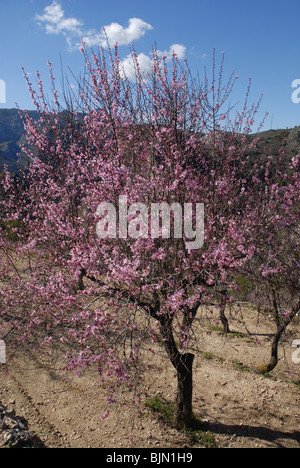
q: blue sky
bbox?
[0,0,300,130]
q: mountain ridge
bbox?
[0,108,299,171]
[0,108,39,171]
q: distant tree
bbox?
[236,153,300,373]
[2,44,297,429]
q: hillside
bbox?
[0,108,300,171]
[247,126,300,163]
[0,109,39,171]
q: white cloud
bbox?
[158,44,186,60]
[119,44,186,82]
[34,2,186,80]
[81,18,153,49]
[35,1,64,27]
[119,52,152,80]
[35,1,83,37]
[102,18,153,47]
[80,30,101,48]
[35,2,152,50]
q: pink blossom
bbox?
[100,411,109,420]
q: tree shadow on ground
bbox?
[194,418,300,447]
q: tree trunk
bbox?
[176,352,194,429]
[220,304,230,334]
[255,302,300,374]
[220,289,230,334]
[255,325,283,373]
[158,315,195,429]
[265,329,281,372]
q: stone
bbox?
[0,400,46,448]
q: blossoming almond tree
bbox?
[1,45,292,429]
[236,152,300,373]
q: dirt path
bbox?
[0,304,299,448]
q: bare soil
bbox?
[0,304,299,448]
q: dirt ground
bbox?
[0,303,299,448]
